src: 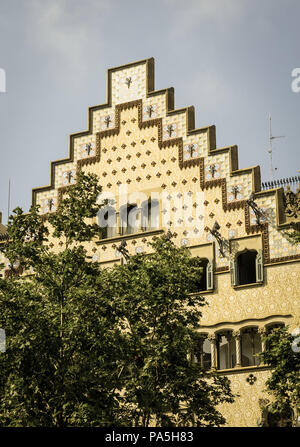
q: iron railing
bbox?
[261,176,300,192]
[0,233,9,242]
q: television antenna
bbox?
[7,178,11,224]
[268,114,285,181]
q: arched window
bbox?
[238,250,257,285]
[192,335,212,370]
[189,258,214,292]
[266,322,285,333]
[230,249,264,286]
[198,259,209,291]
[264,322,285,350]
[241,327,262,366]
[217,331,236,370]
[266,408,293,427]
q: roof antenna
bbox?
[268,114,285,181]
[7,178,11,224]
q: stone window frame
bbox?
[230,248,264,288]
[193,317,289,372]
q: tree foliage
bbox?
[283,228,300,245]
[0,173,123,426]
[0,172,234,426]
[98,237,234,426]
[259,326,300,424]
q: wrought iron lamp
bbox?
[209,221,229,257]
[246,192,267,225]
[116,240,130,261]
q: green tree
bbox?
[284,228,300,244]
[259,326,300,426]
[0,173,124,426]
[0,172,234,426]
[98,236,234,426]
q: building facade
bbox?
[2,58,300,426]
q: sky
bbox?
[0,0,299,224]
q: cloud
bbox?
[25,0,111,82]
[163,0,247,34]
[185,69,233,113]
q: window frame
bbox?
[230,249,264,287]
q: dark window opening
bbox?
[98,206,116,239]
[189,258,209,292]
[198,259,208,291]
[265,323,285,351]
[237,250,257,285]
[266,408,293,427]
[192,336,211,370]
[266,323,284,334]
[241,328,262,366]
[217,332,236,370]
[141,199,159,231]
[120,204,139,235]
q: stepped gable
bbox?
[31,58,300,267]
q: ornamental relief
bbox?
[284,185,300,220]
[81,142,95,159]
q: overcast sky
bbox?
[0,0,299,223]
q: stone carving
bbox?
[83,142,94,157]
[246,374,257,385]
[284,185,300,219]
[125,77,132,88]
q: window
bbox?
[192,336,211,370]
[217,331,236,370]
[141,199,159,231]
[266,408,293,427]
[98,205,117,239]
[266,322,284,333]
[230,249,264,286]
[119,203,140,235]
[238,251,257,285]
[265,323,285,350]
[241,328,262,366]
[189,258,214,292]
[198,259,209,291]
[117,200,160,236]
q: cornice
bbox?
[216,365,271,376]
[198,314,293,331]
